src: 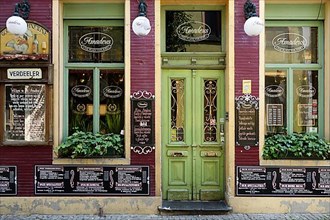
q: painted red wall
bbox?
[130,0,156,196]
[0,0,53,196]
[234,0,260,166]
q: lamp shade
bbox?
[132,16,151,36]
[6,15,28,35]
[244,16,264,36]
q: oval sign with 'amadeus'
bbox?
[296,85,316,98]
[265,85,284,97]
[71,85,91,98]
[103,86,123,98]
[272,33,308,53]
[176,21,211,42]
[79,32,113,53]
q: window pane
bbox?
[265,70,287,134]
[204,80,217,142]
[68,26,124,63]
[68,69,93,134]
[5,84,45,141]
[171,79,185,142]
[265,27,318,64]
[293,70,318,133]
[166,11,221,52]
[99,69,124,134]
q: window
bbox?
[62,20,125,158]
[265,22,323,136]
[0,67,53,145]
[166,11,222,52]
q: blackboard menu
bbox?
[5,84,45,141]
[266,104,283,126]
[131,90,155,154]
[235,94,259,146]
[236,166,330,197]
[0,166,17,196]
[35,165,149,195]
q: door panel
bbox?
[162,69,225,201]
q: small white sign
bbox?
[7,68,42,79]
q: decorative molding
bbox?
[235,94,259,110]
[131,90,155,100]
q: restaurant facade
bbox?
[0,0,329,215]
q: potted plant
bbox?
[263,132,330,160]
[56,131,124,159]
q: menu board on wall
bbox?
[5,85,45,141]
[0,166,17,196]
[235,94,259,146]
[131,90,155,154]
[35,165,149,195]
[236,166,330,197]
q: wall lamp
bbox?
[6,0,30,35]
[243,0,264,36]
[132,0,151,36]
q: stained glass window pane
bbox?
[204,80,217,142]
[171,79,185,142]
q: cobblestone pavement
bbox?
[0,213,329,220]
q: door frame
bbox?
[161,69,226,201]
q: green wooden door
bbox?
[162,69,225,201]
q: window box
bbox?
[55,131,124,159]
[263,133,330,160]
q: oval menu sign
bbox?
[79,32,113,53]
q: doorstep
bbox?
[158,200,232,215]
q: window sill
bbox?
[260,158,329,167]
[52,157,130,165]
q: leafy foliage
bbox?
[263,133,330,160]
[56,131,124,159]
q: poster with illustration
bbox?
[0,21,50,60]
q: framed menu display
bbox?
[266,104,283,126]
[235,94,259,146]
[0,166,17,196]
[35,165,149,195]
[131,90,155,155]
[236,166,330,197]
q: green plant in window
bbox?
[56,131,124,159]
[263,133,330,160]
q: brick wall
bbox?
[130,0,156,196]
[234,0,260,165]
[0,0,53,196]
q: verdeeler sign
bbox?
[7,68,42,79]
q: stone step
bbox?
[158,200,232,215]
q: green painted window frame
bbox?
[161,5,226,54]
[265,20,324,137]
[63,20,125,138]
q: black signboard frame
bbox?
[35,165,149,196]
[131,90,155,155]
[235,94,259,146]
[236,166,330,197]
[0,166,17,196]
